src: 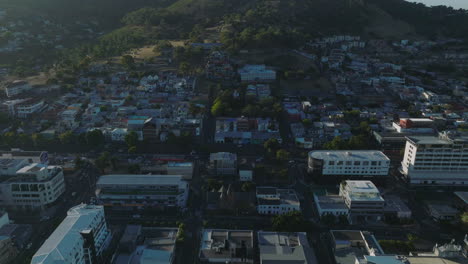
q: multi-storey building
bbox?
[209,152,237,176]
[31,204,111,264]
[16,99,45,118]
[308,150,390,184]
[199,229,254,263]
[95,174,189,212]
[256,187,301,215]
[339,180,385,223]
[0,163,65,211]
[4,80,31,98]
[258,231,318,264]
[401,132,468,185]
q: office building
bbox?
[209,152,237,176]
[199,229,254,263]
[313,194,349,219]
[0,163,65,211]
[31,204,111,264]
[308,150,390,183]
[339,181,384,223]
[258,231,318,264]
[256,187,301,215]
[401,132,468,185]
[95,174,189,212]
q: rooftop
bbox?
[200,229,254,262]
[97,174,185,186]
[315,195,348,210]
[309,151,390,161]
[258,231,318,264]
[31,204,105,264]
[344,181,380,193]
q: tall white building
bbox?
[401,132,468,185]
[256,187,301,215]
[339,180,385,223]
[31,204,111,264]
[0,162,65,211]
[95,174,189,211]
[308,150,390,183]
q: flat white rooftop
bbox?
[309,151,390,161]
[345,181,380,193]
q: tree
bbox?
[272,211,307,232]
[176,223,186,243]
[128,146,137,154]
[125,131,139,148]
[0,112,10,125]
[264,138,280,153]
[95,152,110,173]
[276,149,290,162]
[59,131,75,144]
[211,101,228,116]
[241,181,255,192]
[128,164,140,174]
[302,119,312,127]
[323,136,347,150]
[178,61,191,75]
[321,214,336,226]
[86,130,105,146]
[75,157,84,170]
[121,55,135,69]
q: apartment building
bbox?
[4,80,31,97]
[256,187,301,215]
[31,204,111,264]
[95,174,189,212]
[339,181,385,223]
[0,162,65,211]
[308,150,390,183]
[199,229,254,263]
[258,231,318,264]
[401,132,468,185]
[16,99,45,118]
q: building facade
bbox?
[339,181,385,223]
[308,150,390,183]
[0,163,65,211]
[95,174,189,212]
[31,204,111,264]
[256,187,301,215]
[401,132,468,185]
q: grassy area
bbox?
[281,78,334,96]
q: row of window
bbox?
[328,160,388,166]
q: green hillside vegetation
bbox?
[4,0,468,77]
[0,0,176,28]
